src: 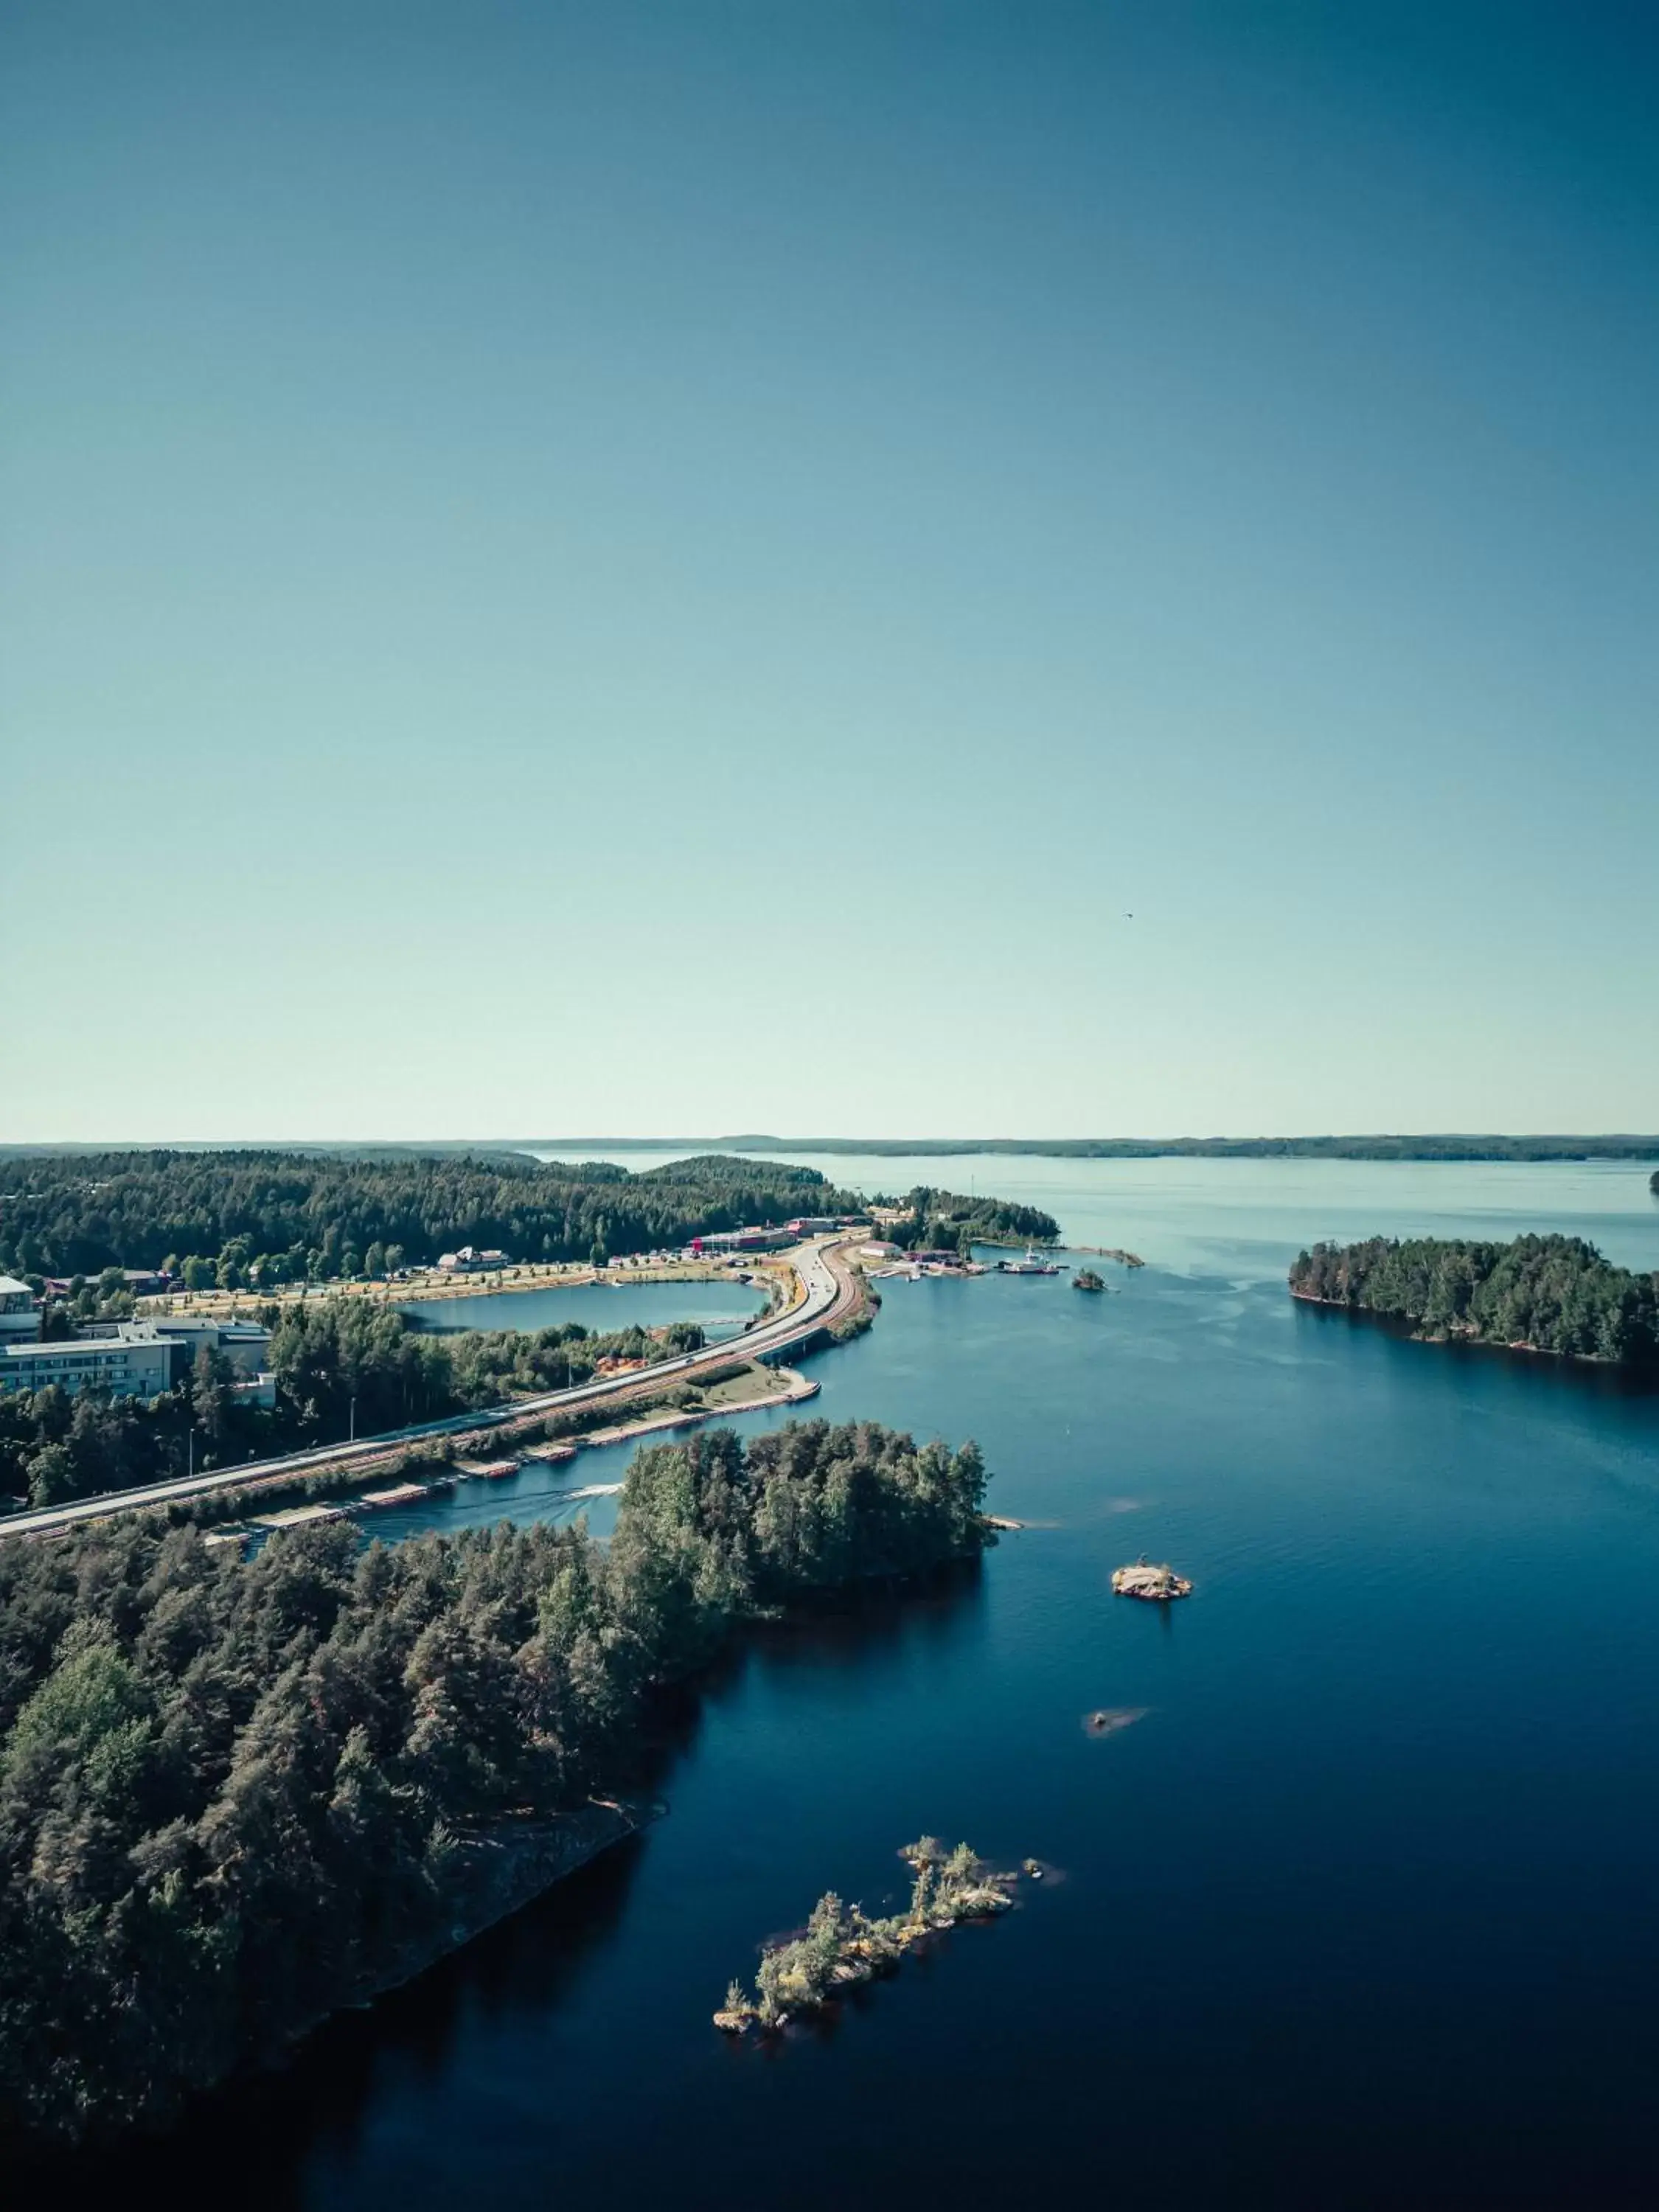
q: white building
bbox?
[0,1323,181,1399]
[437,1246,509,1273]
[76,1315,273,1377]
[0,1276,40,1346]
[150,1316,273,1376]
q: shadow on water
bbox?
[1293,1296,1659,1401]
[738,1554,987,1688]
[7,1836,650,2212]
[7,1559,987,2212]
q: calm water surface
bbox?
[398,1276,766,1339]
[46,1161,1659,2209]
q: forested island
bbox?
[1289,1236,1659,1367]
[0,1419,991,2142]
[879,1186,1059,1252]
[0,1150,866,1282]
[715,1837,1018,2035]
[0,1306,706,1510]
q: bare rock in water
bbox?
[1111,1562,1192,1601]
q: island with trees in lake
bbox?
[714,1835,1023,2034]
[0,1418,992,2143]
[1289,1234,1659,1368]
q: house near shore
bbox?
[437,1246,510,1273]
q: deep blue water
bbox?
[38,1162,1659,2209]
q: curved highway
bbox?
[0,1239,861,1542]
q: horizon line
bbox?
[4,1132,1659,1152]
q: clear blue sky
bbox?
[4,1,1655,1141]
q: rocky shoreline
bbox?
[327,1798,658,2029]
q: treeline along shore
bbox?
[0,1419,992,2143]
[1289,1235,1659,1368]
[0,1154,1053,1513]
[0,1150,1058,1289]
[0,1150,868,1281]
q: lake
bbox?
[398,1276,768,1341]
[41,1159,1659,2209]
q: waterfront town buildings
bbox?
[692,1228,795,1255]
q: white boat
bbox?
[995,1248,1064,1277]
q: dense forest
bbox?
[0,1306,706,1509]
[881,1186,1059,1252]
[0,1151,866,1283]
[1289,1235,1659,1366]
[0,1419,990,2140]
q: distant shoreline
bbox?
[521,1137,1659,1163]
[6,1136,1659,1163]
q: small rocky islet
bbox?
[714,1837,1025,2035]
[1111,1559,1193,1601]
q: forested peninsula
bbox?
[0,1150,866,1281]
[1289,1236,1659,1367]
[0,1419,991,2143]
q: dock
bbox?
[254,1503,348,1530]
[358,1482,432,1509]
